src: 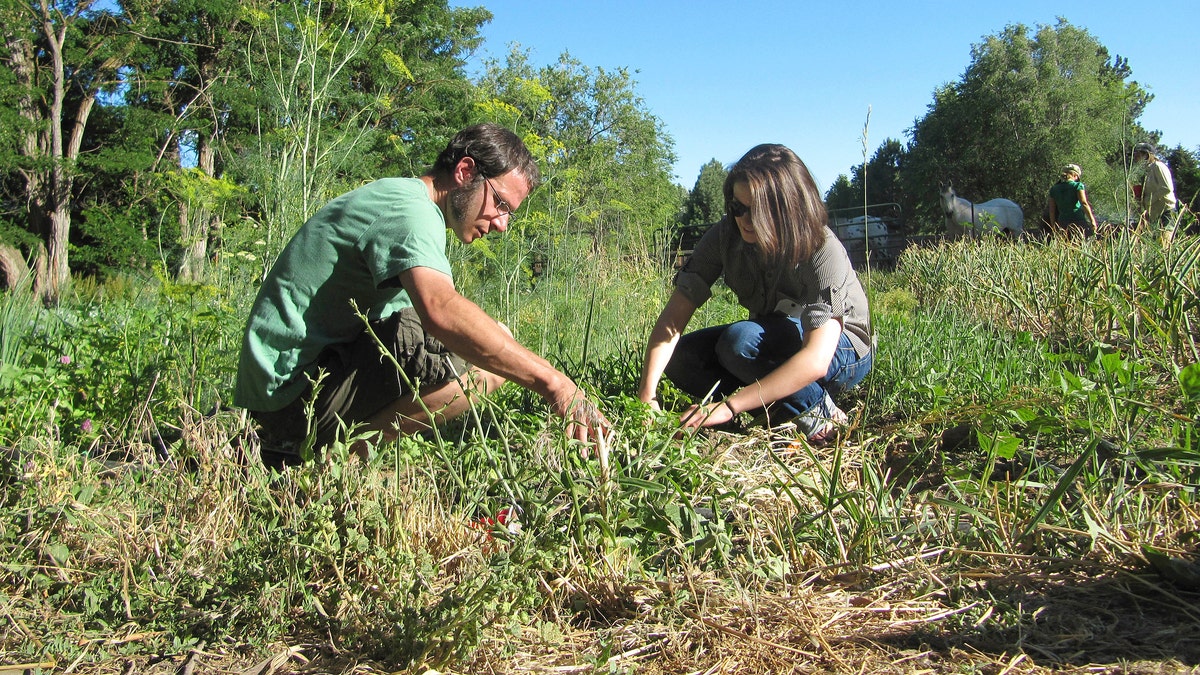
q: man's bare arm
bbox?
[400,266,610,442]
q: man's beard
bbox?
[449,179,482,226]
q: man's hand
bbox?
[552,389,613,446]
[403,266,615,451]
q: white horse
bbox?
[939,182,1024,238]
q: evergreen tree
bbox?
[1166,145,1200,213]
[680,159,727,227]
[824,174,858,212]
[0,0,143,301]
[826,139,914,232]
[71,0,252,280]
[859,140,907,214]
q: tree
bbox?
[0,0,142,302]
[63,0,253,282]
[231,0,488,276]
[824,139,914,232]
[901,19,1148,232]
[1165,145,1199,213]
[475,48,681,257]
[0,0,490,286]
[824,174,857,211]
[859,139,907,212]
[680,159,726,227]
[133,0,249,281]
[356,0,491,176]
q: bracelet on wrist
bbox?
[721,399,737,416]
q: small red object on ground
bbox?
[469,507,522,538]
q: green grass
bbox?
[1,224,1198,673]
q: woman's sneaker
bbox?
[793,391,847,444]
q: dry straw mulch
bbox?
[13,422,1200,675]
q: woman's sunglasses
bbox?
[728,199,750,218]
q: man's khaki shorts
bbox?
[251,307,468,468]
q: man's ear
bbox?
[454,156,478,187]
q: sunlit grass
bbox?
[2,223,1198,673]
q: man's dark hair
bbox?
[432,123,541,190]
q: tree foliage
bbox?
[0,0,492,288]
[230,0,489,274]
[0,7,1186,288]
[1165,145,1200,214]
[0,0,144,301]
[475,47,681,259]
[900,19,1148,232]
[824,174,856,212]
[680,159,726,228]
[824,139,914,233]
[859,139,906,213]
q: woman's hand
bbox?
[679,400,735,429]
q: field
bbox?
[2,225,1199,674]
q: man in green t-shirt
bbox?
[235,124,610,467]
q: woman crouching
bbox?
[637,143,874,442]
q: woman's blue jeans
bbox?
[664,316,872,419]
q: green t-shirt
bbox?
[234,177,450,411]
[1049,179,1087,222]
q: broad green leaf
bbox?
[1179,363,1200,401]
[48,543,70,566]
[977,428,1021,459]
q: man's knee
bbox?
[474,367,507,392]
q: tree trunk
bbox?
[5,22,51,259]
[0,243,31,290]
[176,138,217,283]
[176,198,209,283]
[44,206,71,302]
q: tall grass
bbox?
[2,226,1198,673]
[895,220,1199,364]
[0,274,46,372]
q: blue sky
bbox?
[451,0,1199,192]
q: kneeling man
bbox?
[235,124,610,467]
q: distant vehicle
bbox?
[827,203,903,268]
[834,214,889,245]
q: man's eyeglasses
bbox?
[728,198,750,218]
[484,176,514,217]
